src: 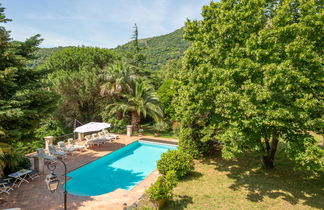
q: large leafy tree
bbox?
[0,5,57,143]
[43,46,116,72]
[106,81,163,130]
[157,59,183,120]
[49,68,104,124]
[43,47,118,125]
[175,0,323,174]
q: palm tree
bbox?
[100,61,137,97]
[100,61,138,119]
[106,82,163,131]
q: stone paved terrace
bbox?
[0,135,178,210]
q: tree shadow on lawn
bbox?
[203,150,324,209]
[162,195,193,210]
[160,171,201,209]
[182,170,203,181]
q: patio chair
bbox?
[48,144,67,159]
[28,170,40,180]
[0,178,14,194]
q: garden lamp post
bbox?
[45,159,67,210]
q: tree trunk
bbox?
[117,111,123,120]
[262,135,279,169]
[131,111,140,131]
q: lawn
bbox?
[138,149,324,209]
[140,124,178,139]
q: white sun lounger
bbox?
[91,134,106,146]
[70,144,86,151]
[103,130,118,140]
[48,144,67,159]
[57,141,78,154]
[85,136,95,148]
[85,140,94,148]
[67,138,86,151]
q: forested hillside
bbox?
[33,28,190,70]
[116,28,190,70]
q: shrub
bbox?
[153,121,170,132]
[17,156,32,170]
[157,150,194,178]
[102,118,128,134]
[172,121,180,136]
[145,170,178,201]
[3,153,31,176]
[34,119,66,140]
[13,139,44,155]
[179,126,202,158]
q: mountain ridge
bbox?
[115,27,190,70]
[34,27,190,70]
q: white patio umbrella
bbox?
[74,122,111,133]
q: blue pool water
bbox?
[65,140,177,196]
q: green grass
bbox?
[140,124,178,139]
[138,150,324,209]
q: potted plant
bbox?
[145,170,177,208]
[153,121,169,137]
[138,129,144,136]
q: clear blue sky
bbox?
[1,0,209,48]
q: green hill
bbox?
[116,27,190,70]
[33,28,190,70]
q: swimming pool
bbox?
[65,140,177,196]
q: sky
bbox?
[1,0,208,48]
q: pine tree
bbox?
[127,23,149,77]
[0,5,57,143]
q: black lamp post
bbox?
[45,159,67,210]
